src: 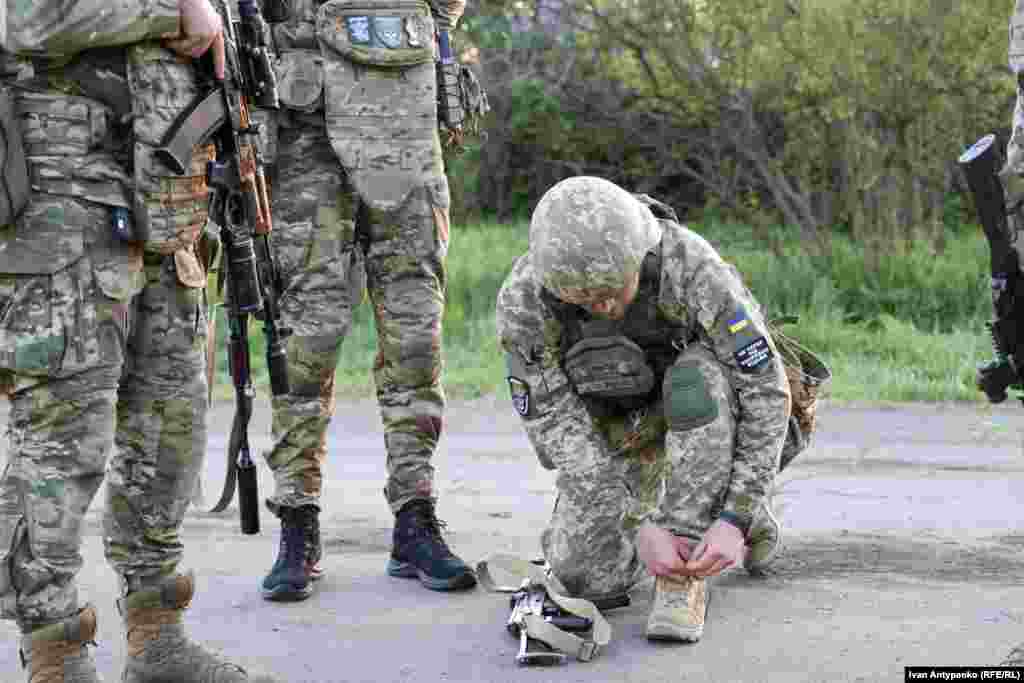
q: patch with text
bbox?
[735,336,773,372]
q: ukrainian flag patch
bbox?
[728,316,749,334]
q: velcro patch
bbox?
[509,377,531,416]
[735,336,773,372]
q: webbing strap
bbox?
[476,554,611,662]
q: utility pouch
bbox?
[128,44,212,254]
[0,89,28,227]
[563,335,654,399]
[770,321,831,471]
[664,360,718,431]
[275,49,324,114]
[457,64,489,136]
[318,0,443,210]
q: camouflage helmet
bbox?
[530,176,662,296]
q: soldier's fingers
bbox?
[210,31,226,80]
[163,35,204,59]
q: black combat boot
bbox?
[260,505,318,601]
[386,499,477,591]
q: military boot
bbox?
[1001,642,1024,666]
[386,499,477,591]
[645,574,708,643]
[261,505,318,601]
[745,498,782,574]
[121,572,279,683]
[302,504,324,583]
[19,605,103,683]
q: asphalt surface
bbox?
[1,397,1024,682]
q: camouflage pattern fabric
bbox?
[105,250,208,593]
[541,344,738,597]
[496,187,790,595]
[0,0,207,634]
[1006,3,1024,177]
[263,0,463,515]
[265,114,448,514]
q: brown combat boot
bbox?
[19,605,103,683]
[121,572,279,683]
[645,574,708,643]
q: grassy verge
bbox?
[213,218,997,405]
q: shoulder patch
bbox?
[508,377,531,416]
[735,337,773,372]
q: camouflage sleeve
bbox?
[1011,0,1024,74]
[687,256,790,531]
[427,0,466,30]
[2,0,180,58]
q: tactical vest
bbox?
[542,245,691,416]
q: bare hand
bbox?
[684,519,746,578]
[636,522,693,577]
[164,0,226,79]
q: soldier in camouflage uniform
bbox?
[255,0,476,601]
[495,176,791,642]
[1001,1,1024,668]
[0,1,279,681]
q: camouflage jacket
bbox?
[495,197,791,530]
[0,0,179,59]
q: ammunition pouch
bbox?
[0,88,28,227]
[437,61,490,152]
[127,44,212,254]
[770,322,831,471]
[564,335,655,399]
[274,49,324,114]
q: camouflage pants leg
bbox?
[363,177,449,513]
[543,344,737,597]
[0,233,132,631]
[264,119,363,514]
[104,251,208,591]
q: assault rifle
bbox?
[958,133,1024,404]
[156,0,290,533]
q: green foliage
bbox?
[217,218,997,404]
[697,218,991,332]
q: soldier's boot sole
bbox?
[260,581,314,602]
[386,558,478,592]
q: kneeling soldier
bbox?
[495,176,790,642]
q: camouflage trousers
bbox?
[0,208,207,631]
[542,345,739,598]
[264,115,449,515]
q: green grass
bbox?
[213,217,1000,405]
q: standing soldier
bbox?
[0,1,278,681]
[258,0,476,601]
[495,176,790,642]
[1001,0,1024,669]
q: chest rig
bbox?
[543,245,690,416]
